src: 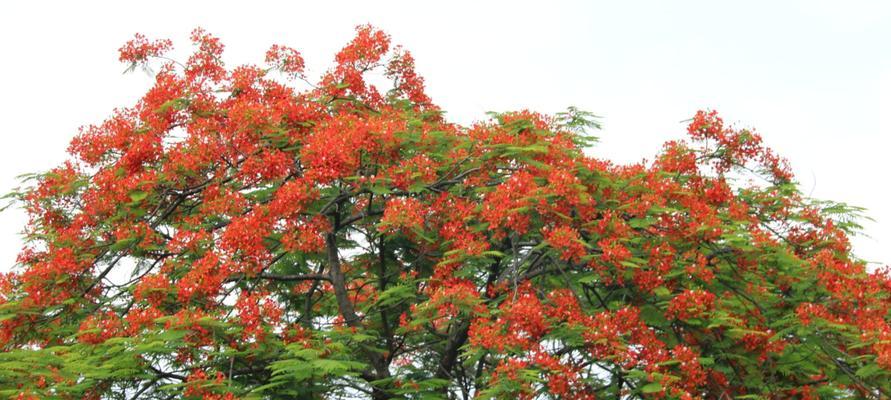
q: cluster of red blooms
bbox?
[265,44,306,78]
[386,47,430,105]
[631,242,676,294]
[183,370,236,400]
[532,350,597,400]
[687,110,792,182]
[795,302,835,326]
[480,171,538,236]
[488,358,534,399]
[431,194,489,258]
[473,288,724,398]
[176,253,229,303]
[186,28,226,83]
[421,278,484,330]
[77,311,123,345]
[221,212,275,270]
[323,24,391,102]
[133,273,171,307]
[118,33,173,64]
[280,216,329,254]
[469,284,548,352]
[670,345,707,393]
[667,289,717,321]
[543,224,586,262]
[379,197,426,235]
[235,291,282,343]
[591,237,633,285]
[301,114,372,184]
[386,154,438,190]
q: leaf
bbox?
[368,185,392,195]
[375,285,415,308]
[480,250,506,258]
[640,305,669,328]
[128,190,148,203]
[577,273,600,284]
[640,382,662,393]
[109,237,137,252]
[408,182,427,193]
[855,363,883,378]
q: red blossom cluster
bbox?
[118,33,173,64]
[386,47,430,104]
[183,370,235,400]
[77,311,122,344]
[667,289,717,321]
[379,197,426,234]
[469,284,548,352]
[265,44,306,78]
[480,171,538,235]
[543,224,586,262]
[687,109,792,182]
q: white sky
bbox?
[0,1,889,271]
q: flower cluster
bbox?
[543,224,586,262]
[265,44,306,78]
[667,289,717,321]
[118,33,173,64]
[379,197,426,235]
[77,311,122,344]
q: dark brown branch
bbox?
[224,273,331,283]
[326,231,361,327]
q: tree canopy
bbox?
[1,26,890,399]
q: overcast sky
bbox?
[1,1,889,271]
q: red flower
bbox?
[118,33,173,64]
[543,225,586,262]
[667,289,716,321]
[265,44,306,78]
[379,197,426,235]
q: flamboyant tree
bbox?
[0,25,889,400]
